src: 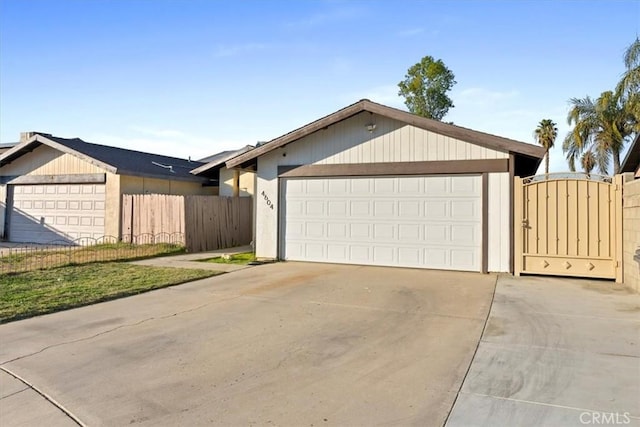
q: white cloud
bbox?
[397,28,424,37]
[214,43,269,58]
[285,4,363,29]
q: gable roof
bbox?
[621,133,640,173]
[227,99,546,168]
[0,133,208,182]
[191,145,254,176]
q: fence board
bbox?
[122,194,252,252]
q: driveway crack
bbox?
[0,366,85,426]
[443,274,498,426]
[1,294,243,365]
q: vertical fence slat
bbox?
[119,193,251,253]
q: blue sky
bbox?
[1,0,638,173]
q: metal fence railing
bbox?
[0,233,186,274]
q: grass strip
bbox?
[0,262,220,323]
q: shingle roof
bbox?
[0,134,208,182]
[227,99,546,169]
[191,145,254,176]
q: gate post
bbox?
[513,177,524,276]
[615,174,624,283]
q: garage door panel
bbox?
[399,178,421,193]
[425,200,448,218]
[327,201,347,216]
[350,201,370,216]
[398,200,421,218]
[327,223,347,238]
[282,175,482,271]
[373,246,395,263]
[399,224,421,240]
[8,183,106,244]
[374,178,395,193]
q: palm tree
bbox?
[533,119,558,176]
[617,38,640,131]
[563,90,635,175]
[581,150,596,178]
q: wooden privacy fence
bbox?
[514,174,623,281]
[122,194,253,252]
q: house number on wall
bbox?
[261,191,274,210]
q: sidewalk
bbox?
[446,274,640,426]
[130,245,254,272]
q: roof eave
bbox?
[621,133,640,173]
[193,145,256,174]
[117,169,212,183]
[0,134,119,174]
[226,100,545,168]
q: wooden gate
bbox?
[514,174,623,281]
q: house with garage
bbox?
[227,99,545,273]
[0,132,215,244]
[191,145,256,197]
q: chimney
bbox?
[20,131,52,143]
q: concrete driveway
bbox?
[447,275,640,427]
[0,262,496,426]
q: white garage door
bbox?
[8,184,106,244]
[281,175,482,271]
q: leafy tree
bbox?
[581,150,596,178]
[563,91,635,174]
[398,56,456,120]
[533,119,558,176]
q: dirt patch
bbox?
[616,304,640,312]
[241,273,321,295]
[484,317,506,337]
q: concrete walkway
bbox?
[130,245,254,272]
[447,275,640,427]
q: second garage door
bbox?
[281,175,482,271]
[8,183,106,244]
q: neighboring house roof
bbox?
[621,133,639,174]
[0,143,17,154]
[0,133,209,182]
[227,99,546,169]
[191,145,254,176]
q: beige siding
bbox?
[280,113,508,165]
[623,176,640,292]
[1,145,104,175]
[104,173,121,238]
[0,184,6,238]
[219,167,255,197]
[488,173,510,272]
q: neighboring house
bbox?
[621,133,639,177]
[227,99,545,273]
[0,132,215,244]
[191,145,255,197]
[0,143,17,155]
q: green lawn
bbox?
[198,252,256,265]
[0,242,186,274]
[0,263,220,323]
